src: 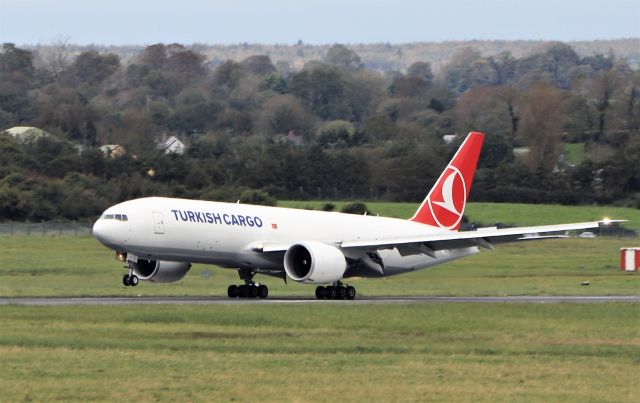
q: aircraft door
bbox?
[153,212,165,234]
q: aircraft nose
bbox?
[93,219,121,248]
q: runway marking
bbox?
[0,295,639,306]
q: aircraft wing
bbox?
[339,220,624,253]
[254,220,623,254]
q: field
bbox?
[1,201,639,298]
[1,202,638,401]
[0,304,638,401]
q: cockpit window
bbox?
[101,213,128,221]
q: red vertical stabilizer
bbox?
[410,132,485,231]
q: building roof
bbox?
[158,136,186,154]
[4,126,52,142]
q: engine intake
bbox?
[284,242,346,284]
[131,259,191,283]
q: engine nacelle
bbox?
[131,259,191,283]
[284,241,346,284]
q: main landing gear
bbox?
[315,283,356,300]
[228,269,268,299]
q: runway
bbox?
[1,295,639,306]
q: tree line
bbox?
[0,41,639,221]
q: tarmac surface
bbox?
[1,295,639,305]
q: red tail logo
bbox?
[410,132,484,230]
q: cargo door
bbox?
[153,212,165,234]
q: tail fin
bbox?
[410,132,485,230]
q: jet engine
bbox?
[284,241,346,284]
[130,259,191,283]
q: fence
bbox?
[0,222,94,237]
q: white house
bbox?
[4,126,53,142]
[98,144,126,158]
[159,136,186,155]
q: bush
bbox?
[321,202,335,211]
[340,202,372,215]
[200,185,276,206]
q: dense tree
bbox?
[63,50,120,86]
[213,60,244,96]
[519,84,565,172]
[259,95,313,138]
[0,43,35,121]
[289,65,348,120]
[406,61,434,86]
[325,44,363,71]
[241,55,276,76]
[0,41,639,221]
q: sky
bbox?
[1,0,639,45]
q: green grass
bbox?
[0,303,638,401]
[1,202,638,401]
[563,142,586,165]
[0,235,637,297]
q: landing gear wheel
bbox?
[327,286,338,299]
[346,286,356,300]
[258,285,269,299]
[228,270,270,299]
[337,286,347,299]
[122,274,130,286]
[315,286,326,299]
[129,275,139,286]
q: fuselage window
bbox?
[122,215,128,221]
[115,214,122,221]
[104,214,114,219]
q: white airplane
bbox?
[93,132,617,299]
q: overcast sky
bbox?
[1,0,638,45]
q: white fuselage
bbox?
[93,197,479,278]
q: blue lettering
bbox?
[195,211,204,223]
[173,209,264,228]
[212,213,222,224]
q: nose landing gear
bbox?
[122,260,139,287]
[122,273,139,287]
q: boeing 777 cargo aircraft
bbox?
[93,132,616,299]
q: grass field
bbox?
[1,202,638,401]
[0,235,638,297]
[563,143,586,165]
[0,201,638,298]
[0,303,638,401]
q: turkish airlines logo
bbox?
[428,166,466,229]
